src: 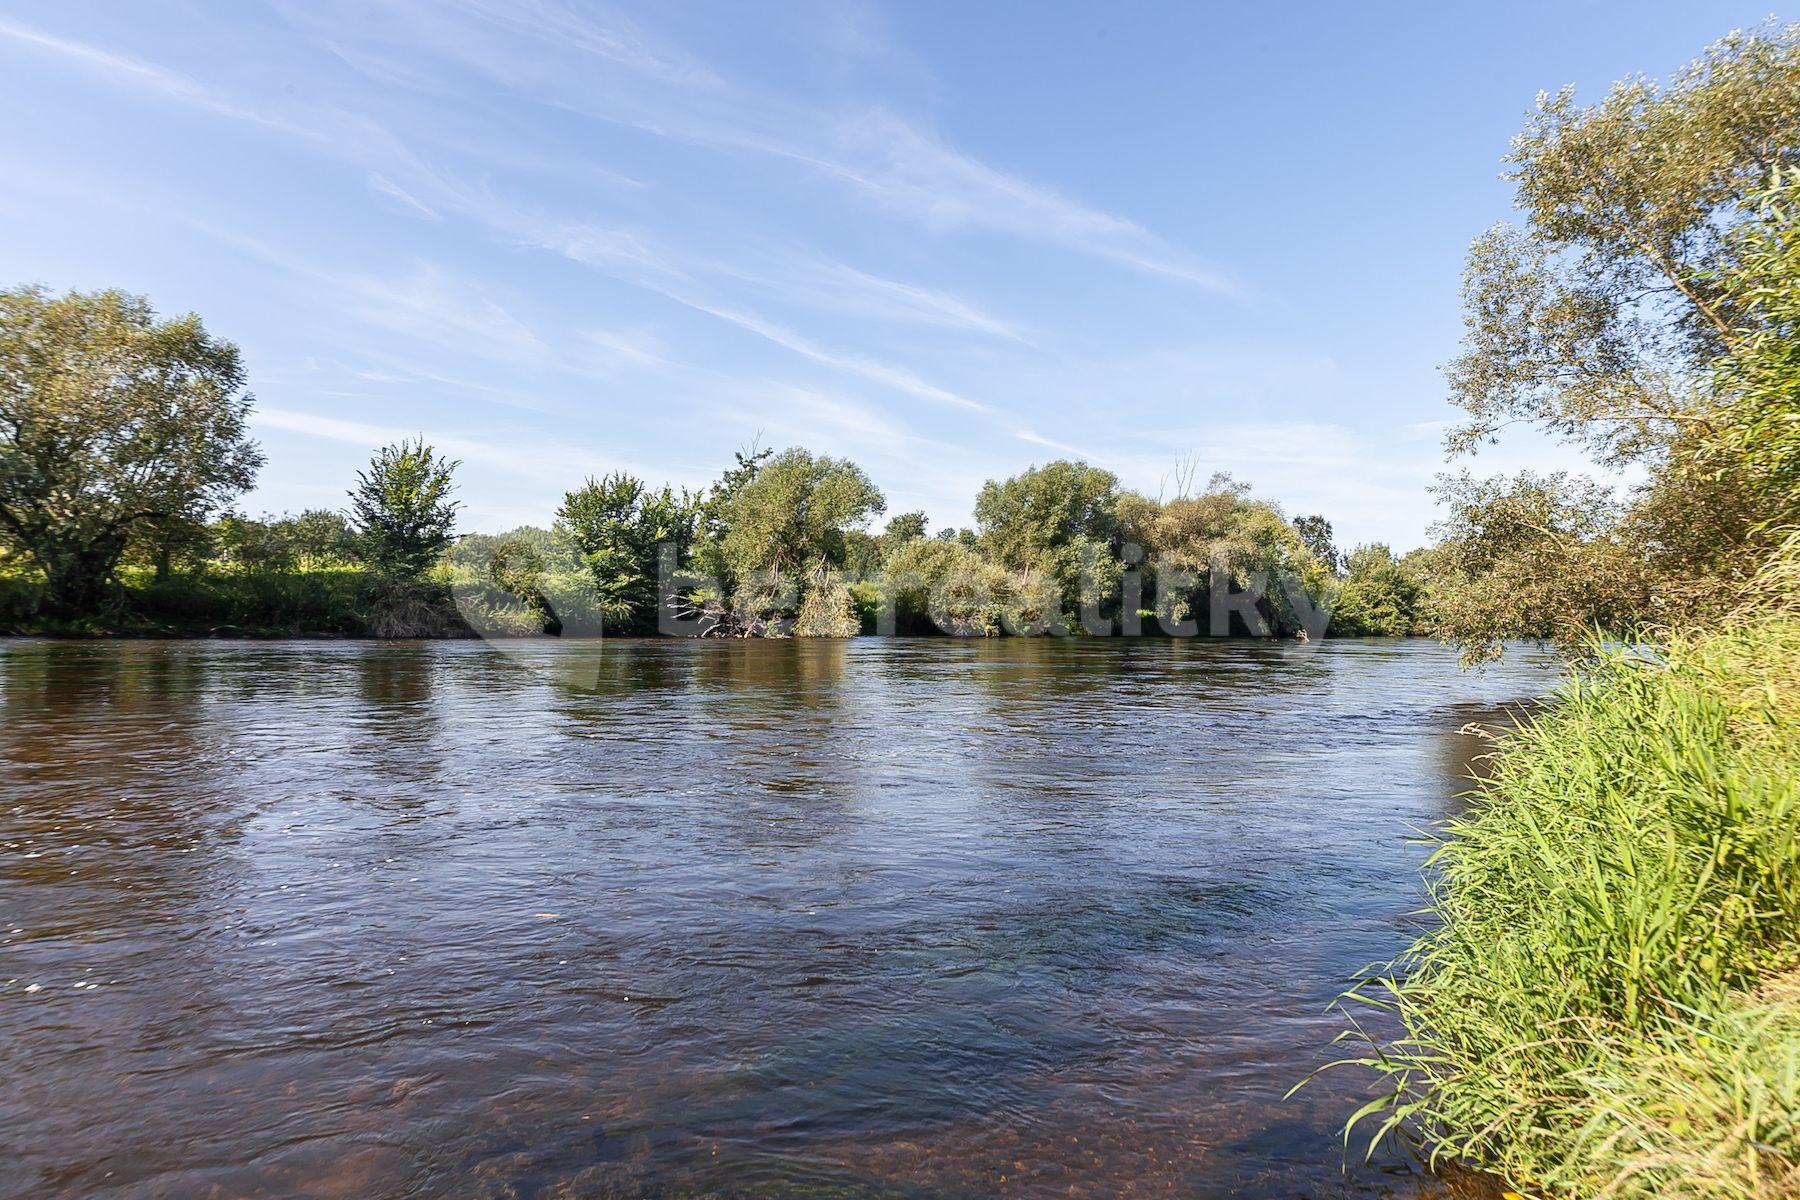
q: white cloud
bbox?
[255,404,632,482]
[277,0,1235,293]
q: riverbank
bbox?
[1339,606,1800,1198]
[0,568,475,639]
[0,567,1417,641]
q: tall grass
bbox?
[1333,614,1800,1199]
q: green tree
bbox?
[883,511,929,545]
[1292,514,1338,572]
[1430,25,1800,652]
[974,459,1119,571]
[1419,472,1649,662]
[556,472,697,630]
[214,512,297,575]
[973,459,1121,623]
[718,447,885,584]
[1447,24,1800,464]
[688,443,772,593]
[1116,474,1324,636]
[1713,167,1800,531]
[349,439,459,581]
[284,509,355,570]
[0,285,262,612]
[1329,544,1424,637]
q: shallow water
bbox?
[0,637,1558,1199]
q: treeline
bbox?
[449,450,1417,640]
[0,282,1430,638]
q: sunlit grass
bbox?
[1330,615,1800,1199]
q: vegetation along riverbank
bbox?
[0,280,1421,642]
[1319,24,1800,1200]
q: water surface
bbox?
[0,637,1558,1199]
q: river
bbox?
[0,637,1559,1199]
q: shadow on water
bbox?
[0,637,1561,1199]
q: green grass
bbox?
[1331,616,1800,1199]
[0,565,467,637]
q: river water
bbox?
[0,637,1558,1199]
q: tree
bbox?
[556,472,697,630]
[717,447,885,585]
[1116,474,1324,637]
[1292,514,1338,572]
[1329,544,1424,637]
[688,442,772,593]
[349,439,459,581]
[883,511,929,545]
[1712,167,1800,532]
[1430,25,1800,651]
[975,459,1119,570]
[1418,472,1649,662]
[0,285,263,612]
[1447,24,1800,465]
[285,509,356,570]
[973,459,1120,621]
[214,512,297,575]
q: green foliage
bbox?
[879,535,1015,636]
[1714,167,1800,531]
[1333,613,1800,1199]
[1447,23,1800,465]
[1418,471,1649,662]
[348,439,460,582]
[717,447,885,581]
[1427,25,1800,656]
[1117,473,1326,636]
[794,569,861,637]
[286,509,356,569]
[842,529,881,579]
[0,284,263,613]
[972,460,1122,623]
[882,511,928,545]
[445,526,570,637]
[1329,544,1424,637]
[690,443,772,587]
[1292,514,1338,572]
[557,472,697,631]
[975,459,1117,570]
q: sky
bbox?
[0,1,1778,548]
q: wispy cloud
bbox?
[0,10,1050,415]
[0,16,264,123]
[369,172,440,219]
[275,0,1235,293]
[256,404,634,482]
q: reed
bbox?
[1331,615,1800,1199]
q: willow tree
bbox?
[714,447,883,634]
[1449,24,1800,460]
[0,285,263,613]
[1436,24,1800,650]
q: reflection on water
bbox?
[0,638,1559,1199]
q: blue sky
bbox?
[0,1,1774,548]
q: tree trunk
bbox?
[42,539,126,616]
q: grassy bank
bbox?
[1338,610,1800,1198]
[0,567,469,638]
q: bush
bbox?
[1333,613,1800,1199]
[0,568,43,631]
[1330,544,1425,637]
